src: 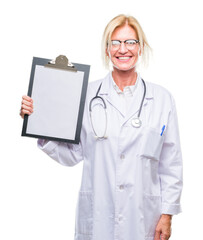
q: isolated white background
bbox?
[0,0,202,239]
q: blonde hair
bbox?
[101,14,151,69]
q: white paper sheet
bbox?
[26,65,84,140]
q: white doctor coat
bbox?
[38,73,183,240]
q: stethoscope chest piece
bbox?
[131,117,142,128]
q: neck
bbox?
[112,67,138,91]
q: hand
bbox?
[20,95,34,119]
[154,214,172,240]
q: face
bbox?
[107,24,140,71]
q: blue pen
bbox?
[160,125,165,136]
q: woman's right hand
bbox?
[20,95,34,119]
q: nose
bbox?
[119,42,128,53]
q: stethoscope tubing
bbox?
[89,78,146,139]
[137,79,146,118]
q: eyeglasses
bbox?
[110,39,140,51]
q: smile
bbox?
[117,56,131,60]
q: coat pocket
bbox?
[75,191,93,238]
[140,127,165,195]
[144,195,161,238]
[140,126,164,161]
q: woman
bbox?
[20,14,183,240]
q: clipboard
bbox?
[22,55,90,144]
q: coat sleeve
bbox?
[159,96,183,215]
[37,139,84,166]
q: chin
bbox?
[114,64,136,72]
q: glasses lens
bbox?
[111,40,120,50]
[125,40,138,50]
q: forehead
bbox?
[111,24,138,40]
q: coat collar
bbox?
[99,72,153,98]
[98,72,153,118]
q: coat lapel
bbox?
[98,73,125,117]
[123,80,154,125]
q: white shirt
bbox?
[111,73,141,116]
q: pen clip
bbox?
[160,125,166,136]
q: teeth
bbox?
[118,57,131,60]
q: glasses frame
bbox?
[110,39,140,50]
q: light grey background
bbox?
[0,0,202,239]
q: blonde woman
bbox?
[20,14,183,240]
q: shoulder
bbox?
[147,81,171,96]
[87,74,109,97]
[146,81,174,99]
[86,79,102,99]
[145,81,176,108]
[88,78,103,90]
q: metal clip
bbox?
[45,55,77,72]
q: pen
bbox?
[160,125,165,136]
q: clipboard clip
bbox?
[45,55,77,72]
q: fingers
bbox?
[154,228,161,240]
[22,99,33,109]
[154,229,171,240]
[22,95,33,102]
[154,231,170,240]
[20,95,34,119]
[161,233,171,240]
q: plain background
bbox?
[0,0,202,239]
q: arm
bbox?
[159,97,183,215]
[37,139,83,166]
[154,97,183,240]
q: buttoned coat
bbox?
[38,73,183,240]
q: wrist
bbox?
[161,214,172,220]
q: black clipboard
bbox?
[22,55,90,144]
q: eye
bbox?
[125,40,136,45]
[111,40,121,46]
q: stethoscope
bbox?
[89,79,146,140]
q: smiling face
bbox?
[107,24,141,72]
